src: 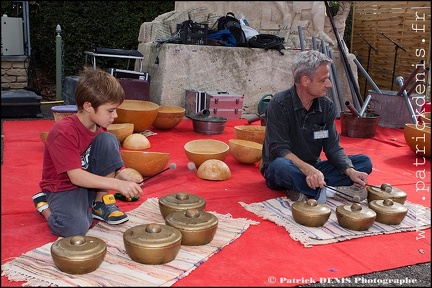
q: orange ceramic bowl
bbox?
[184,139,229,168]
[152,106,185,130]
[120,150,170,177]
[114,100,159,133]
[228,139,263,164]
[234,125,266,144]
[107,123,134,143]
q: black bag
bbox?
[215,12,248,47]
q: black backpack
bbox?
[215,12,248,47]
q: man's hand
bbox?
[345,167,368,188]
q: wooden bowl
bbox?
[114,100,159,133]
[403,123,430,158]
[184,139,229,168]
[228,139,263,164]
[122,133,151,150]
[107,123,134,143]
[152,106,185,130]
[120,150,170,177]
[420,112,431,126]
[234,125,266,144]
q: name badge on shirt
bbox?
[314,130,329,140]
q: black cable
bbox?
[248,34,286,55]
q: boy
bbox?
[32,67,143,237]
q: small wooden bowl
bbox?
[234,125,266,144]
[184,139,229,168]
[228,138,263,164]
[196,159,231,181]
[403,123,430,158]
[152,106,185,130]
[107,123,134,143]
[114,100,159,132]
[120,150,170,177]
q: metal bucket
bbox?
[340,112,380,138]
[192,116,227,135]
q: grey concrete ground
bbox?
[1,102,430,287]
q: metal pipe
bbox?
[396,76,418,124]
[396,60,424,96]
[321,41,341,116]
[298,25,305,51]
[406,67,430,96]
[353,58,382,93]
[345,101,360,117]
[55,24,62,101]
[359,94,372,117]
[329,50,345,112]
[312,36,317,50]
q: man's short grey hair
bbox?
[292,50,332,84]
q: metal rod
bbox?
[380,32,406,90]
[298,25,305,51]
[328,50,345,112]
[359,94,372,117]
[406,68,430,96]
[395,76,418,125]
[139,163,176,184]
[324,185,361,202]
[345,101,360,117]
[353,58,382,94]
[322,41,341,116]
[396,60,425,96]
[357,32,378,98]
[312,36,317,50]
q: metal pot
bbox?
[368,199,408,225]
[336,203,377,231]
[123,223,182,265]
[291,199,331,227]
[159,192,206,219]
[51,235,107,274]
[367,183,406,204]
[165,209,218,246]
[189,115,227,135]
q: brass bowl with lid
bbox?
[159,192,206,219]
[336,203,377,231]
[291,199,331,227]
[165,209,218,246]
[367,183,406,204]
[368,199,408,225]
[50,235,107,274]
[123,223,182,265]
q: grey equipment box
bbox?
[1,90,43,118]
[185,89,244,119]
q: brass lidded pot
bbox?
[336,203,377,231]
[165,208,218,246]
[367,183,406,204]
[159,192,206,218]
[50,235,107,274]
[368,199,408,225]
[291,199,331,227]
[123,223,182,265]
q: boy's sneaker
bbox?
[92,194,128,224]
[333,185,368,202]
[287,190,309,202]
[32,192,49,213]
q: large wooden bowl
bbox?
[107,123,134,143]
[120,150,170,177]
[184,139,229,168]
[152,106,185,130]
[114,100,159,133]
[403,123,430,158]
[234,125,266,144]
[228,139,263,164]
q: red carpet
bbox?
[1,118,430,286]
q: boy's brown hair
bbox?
[74,66,125,111]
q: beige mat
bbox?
[240,197,430,247]
[1,198,258,286]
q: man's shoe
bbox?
[32,192,49,213]
[92,194,128,224]
[333,185,368,202]
[287,190,309,202]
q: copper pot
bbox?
[165,209,218,246]
[51,235,107,274]
[291,199,331,227]
[123,223,182,265]
[368,199,408,225]
[336,203,376,231]
[159,192,206,219]
[367,183,406,204]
